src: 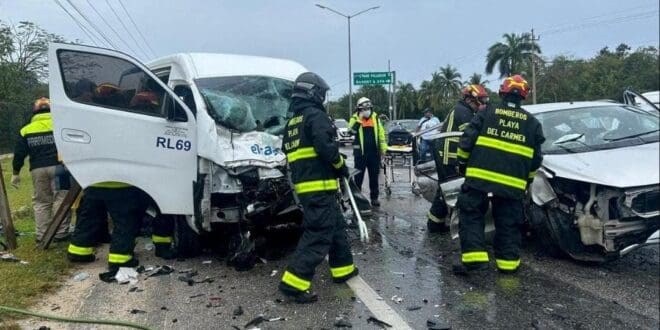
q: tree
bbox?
[466,73,489,86]
[395,82,416,119]
[485,33,541,78]
[0,21,64,80]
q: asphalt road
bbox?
[18,152,660,330]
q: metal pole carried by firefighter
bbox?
[453,75,545,275]
[278,72,358,303]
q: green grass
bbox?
[0,157,72,319]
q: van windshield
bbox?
[195,76,293,135]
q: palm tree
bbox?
[395,82,416,119]
[486,33,541,78]
[436,65,463,98]
[466,73,489,86]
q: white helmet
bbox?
[356,97,373,110]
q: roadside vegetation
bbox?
[0,157,72,322]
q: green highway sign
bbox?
[353,72,392,85]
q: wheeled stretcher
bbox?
[383,145,420,196]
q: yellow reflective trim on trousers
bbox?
[427,211,444,223]
[287,147,317,163]
[332,156,344,169]
[466,167,527,190]
[528,171,537,179]
[462,251,489,263]
[475,136,533,159]
[330,264,355,278]
[108,253,132,264]
[294,179,338,194]
[457,148,470,159]
[496,258,520,270]
[152,235,172,244]
[281,271,311,291]
[68,244,94,256]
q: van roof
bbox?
[146,53,308,81]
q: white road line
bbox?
[346,275,414,330]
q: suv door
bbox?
[48,43,197,214]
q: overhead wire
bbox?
[84,0,143,58]
[105,0,150,59]
[117,0,156,57]
[52,0,100,46]
[64,0,119,49]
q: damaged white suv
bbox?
[417,101,659,262]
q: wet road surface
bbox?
[19,157,659,330]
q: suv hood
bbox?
[543,142,659,188]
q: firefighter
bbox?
[151,214,176,259]
[12,97,70,243]
[348,97,388,207]
[279,72,357,303]
[427,85,489,233]
[453,75,545,274]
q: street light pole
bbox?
[316,4,380,117]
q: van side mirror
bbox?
[165,96,188,122]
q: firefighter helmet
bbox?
[499,75,530,99]
[291,72,330,105]
[356,97,373,110]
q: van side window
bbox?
[174,85,197,116]
[58,50,166,117]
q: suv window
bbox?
[58,50,166,117]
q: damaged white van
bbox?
[48,43,307,261]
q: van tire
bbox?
[173,215,202,258]
[528,203,564,258]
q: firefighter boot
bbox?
[278,283,319,304]
[332,267,359,284]
[155,243,176,260]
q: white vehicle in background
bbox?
[416,101,659,262]
[334,118,354,145]
[48,43,308,264]
[623,89,660,113]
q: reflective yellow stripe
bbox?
[281,271,311,291]
[152,235,172,244]
[427,211,444,223]
[332,156,344,169]
[496,258,520,270]
[287,147,317,163]
[91,182,131,188]
[330,264,355,278]
[458,122,470,131]
[68,244,94,256]
[475,136,533,159]
[528,171,537,179]
[294,179,338,194]
[466,167,527,190]
[462,251,489,263]
[457,148,470,159]
[20,113,53,136]
[108,253,132,264]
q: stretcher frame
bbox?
[383,145,420,196]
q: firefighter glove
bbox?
[337,165,350,178]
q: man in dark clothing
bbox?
[278,72,357,303]
[427,85,489,233]
[12,97,70,242]
[348,97,388,207]
[453,75,545,274]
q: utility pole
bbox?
[529,28,540,104]
[388,60,392,120]
[0,162,17,250]
[392,70,397,120]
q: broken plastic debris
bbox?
[144,265,175,277]
[407,306,422,311]
[233,305,244,316]
[0,253,20,262]
[390,295,403,304]
[427,319,451,330]
[390,271,405,275]
[334,318,352,328]
[270,270,278,277]
[144,243,154,251]
[73,272,90,282]
[202,260,212,264]
[244,315,267,328]
[115,267,139,285]
[128,287,143,293]
[129,309,146,314]
[367,316,392,328]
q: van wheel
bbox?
[173,215,202,258]
[528,203,564,258]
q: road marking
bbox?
[346,275,414,330]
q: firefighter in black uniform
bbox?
[427,84,489,233]
[453,75,545,274]
[279,72,357,303]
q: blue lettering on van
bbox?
[156,136,191,151]
[250,144,281,156]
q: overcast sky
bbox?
[1,0,659,98]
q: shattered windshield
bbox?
[535,105,659,154]
[195,76,293,135]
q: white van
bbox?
[48,43,308,258]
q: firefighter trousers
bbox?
[280,192,355,294]
[152,214,174,246]
[68,187,146,267]
[428,163,458,223]
[354,152,380,200]
[457,186,523,271]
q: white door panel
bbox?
[48,43,197,214]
